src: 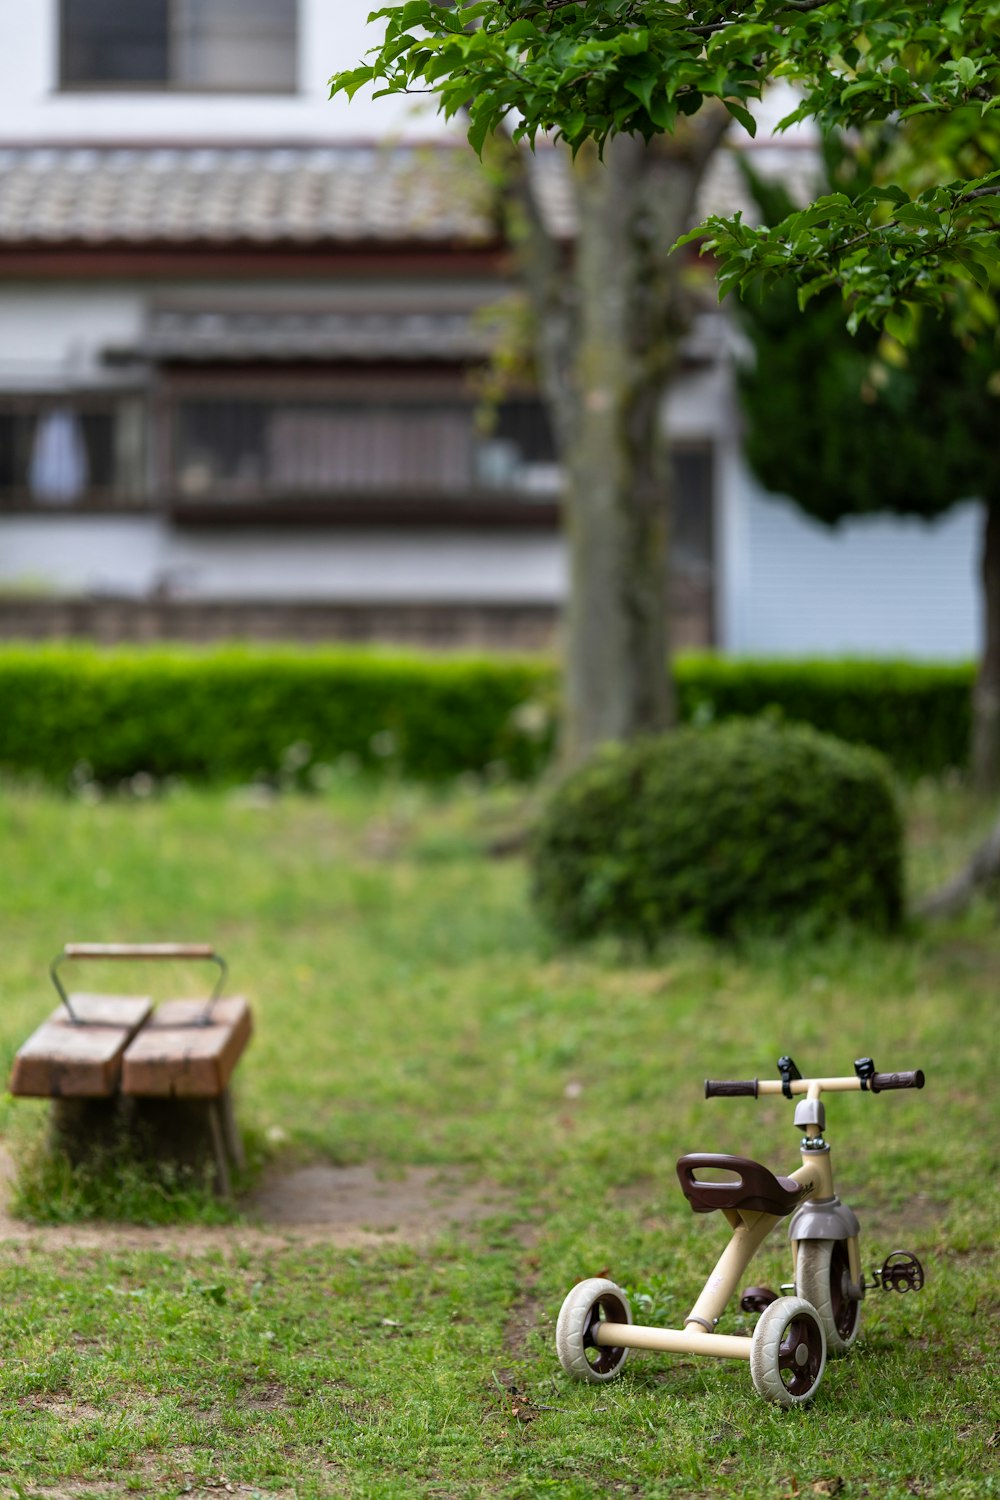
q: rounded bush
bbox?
[531,719,904,940]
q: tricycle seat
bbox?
[676,1153,807,1218]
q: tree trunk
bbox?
[501,118,729,767]
[971,503,1000,792]
[561,135,676,764]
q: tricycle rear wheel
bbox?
[750,1295,827,1406]
[556,1278,632,1383]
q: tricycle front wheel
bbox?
[795,1239,862,1355]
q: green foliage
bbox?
[532,719,905,940]
[0,645,974,784]
[0,643,556,784]
[675,656,972,779]
[681,168,1000,332]
[332,1,1000,324]
[740,278,1000,517]
[735,131,1000,524]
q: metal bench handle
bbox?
[51,944,227,1025]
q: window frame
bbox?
[0,388,151,514]
[57,0,299,96]
[668,438,717,649]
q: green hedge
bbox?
[0,644,556,784]
[675,656,972,780]
[0,644,975,785]
[532,720,904,940]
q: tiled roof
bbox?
[0,141,817,247]
[110,306,499,361]
[0,144,500,245]
[0,141,815,249]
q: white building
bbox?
[0,0,981,656]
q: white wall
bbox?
[723,462,981,660]
[0,278,503,387]
[0,0,455,143]
[0,517,565,602]
[0,286,145,386]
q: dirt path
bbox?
[0,1149,505,1253]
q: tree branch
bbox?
[688,0,828,37]
[915,809,1000,920]
[493,137,581,452]
[513,0,830,37]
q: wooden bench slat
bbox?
[120,996,251,1099]
[9,995,153,1098]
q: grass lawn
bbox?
[0,774,996,1499]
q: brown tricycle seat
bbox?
[676,1153,807,1218]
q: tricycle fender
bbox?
[788,1194,860,1243]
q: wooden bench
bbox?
[9,944,252,1196]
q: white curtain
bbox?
[28,408,89,505]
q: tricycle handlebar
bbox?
[706,1070,924,1099]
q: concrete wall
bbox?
[0,516,566,603]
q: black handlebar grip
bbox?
[871,1069,925,1092]
[704,1079,759,1098]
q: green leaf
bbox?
[399,1,430,27]
[467,107,493,158]
[724,99,757,137]
[329,66,375,101]
[503,20,538,44]
[898,102,945,118]
[884,305,916,342]
[617,29,649,57]
[953,249,992,292]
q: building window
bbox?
[670,444,716,649]
[0,395,146,509]
[61,0,298,92]
[170,396,560,503]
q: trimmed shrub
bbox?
[531,719,904,940]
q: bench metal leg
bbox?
[207,1099,232,1199]
[219,1087,246,1172]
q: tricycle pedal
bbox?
[868,1250,924,1292]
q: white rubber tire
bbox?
[795,1239,862,1355]
[556,1278,632,1383]
[750,1295,826,1407]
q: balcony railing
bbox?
[170,397,561,508]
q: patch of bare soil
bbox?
[17,1398,102,1422]
[0,1148,506,1254]
[245,1161,501,1235]
[0,1485,120,1500]
[856,1191,947,1243]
